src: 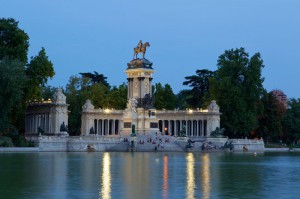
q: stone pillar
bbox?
[191,120,194,136]
[101,120,104,135]
[196,120,199,137]
[81,99,94,136]
[112,119,115,135]
[162,120,165,135]
[174,120,177,136]
[107,119,110,135]
[149,78,153,96]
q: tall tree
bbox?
[209,48,265,138]
[153,83,176,110]
[176,89,192,109]
[0,59,25,133]
[283,98,300,145]
[153,83,165,109]
[25,47,55,100]
[80,71,109,87]
[257,91,285,141]
[0,18,29,63]
[163,84,177,110]
[183,69,214,108]
[107,83,127,109]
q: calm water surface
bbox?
[0,152,300,199]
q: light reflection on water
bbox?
[1,152,300,199]
[202,154,210,199]
[186,153,195,199]
[100,152,111,199]
[163,155,168,199]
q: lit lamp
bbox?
[164,127,168,135]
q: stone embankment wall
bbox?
[2,135,265,152]
[230,139,265,152]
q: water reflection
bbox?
[201,154,210,199]
[163,155,168,199]
[100,152,111,199]
[186,153,195,199]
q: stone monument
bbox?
[122,41,159,135]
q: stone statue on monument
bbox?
[133,40,150,59]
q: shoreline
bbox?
[1,147,299,153]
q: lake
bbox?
[0,152,300,199]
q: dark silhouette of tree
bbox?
[183,69,214,108]
[80,71,109,87]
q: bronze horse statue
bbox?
[133,42,150,59]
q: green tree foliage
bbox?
[153,83,176,110]
[65,74,126,135]
[257,91,286,140]
[25,47,55,100]
[80,71,109,87]
[107,84,127,109]
[183,69,214,108]
[176,90,191,109]
[0,18,54,134]
[283,99,300,145]
[41,85,57,100]
[209,48,264,138]
[0,18,29,63]
[0,59,25,133]
[65,76,87,135]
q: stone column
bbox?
[162,120,165,135]
[174,120,177,136]
[191,120,194,137]
[149,78,153,96]
[107,119,110,135]
[101,120,104,136]
[112,119,116,135]
[185,120,189,136]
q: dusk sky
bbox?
[2,0,299,98]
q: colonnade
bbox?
[93,119,120,136]
[25,113,51,134]
[158,119,207,137]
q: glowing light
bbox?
[100,153,111,199]
[188,109,193,113]
[202,154,210,199]
[163,156,168,199]
[186,153,195,199]
[104,109,111,113]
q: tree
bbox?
[80,71,109,87]
[107,83,127,109]
[41,85,57,100]
[163,84,177,110]
[65,73,117,135]
[153,83,176,110]
[0,59,25,133]
[25,47,55,100]
[183,69,214,108]
[209,48,265,138]
[0,18,29,63]
[283,98,300,145]
[257,91,285,141]
[176,89,192,109]
[153,83,165,109]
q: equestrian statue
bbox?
[133,40,150,59]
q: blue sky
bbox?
[1,0,300,98]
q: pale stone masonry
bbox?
[25,89,69,135]
[80,58,221,137]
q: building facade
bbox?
[25,89,69,135]
[81,56,221,137]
